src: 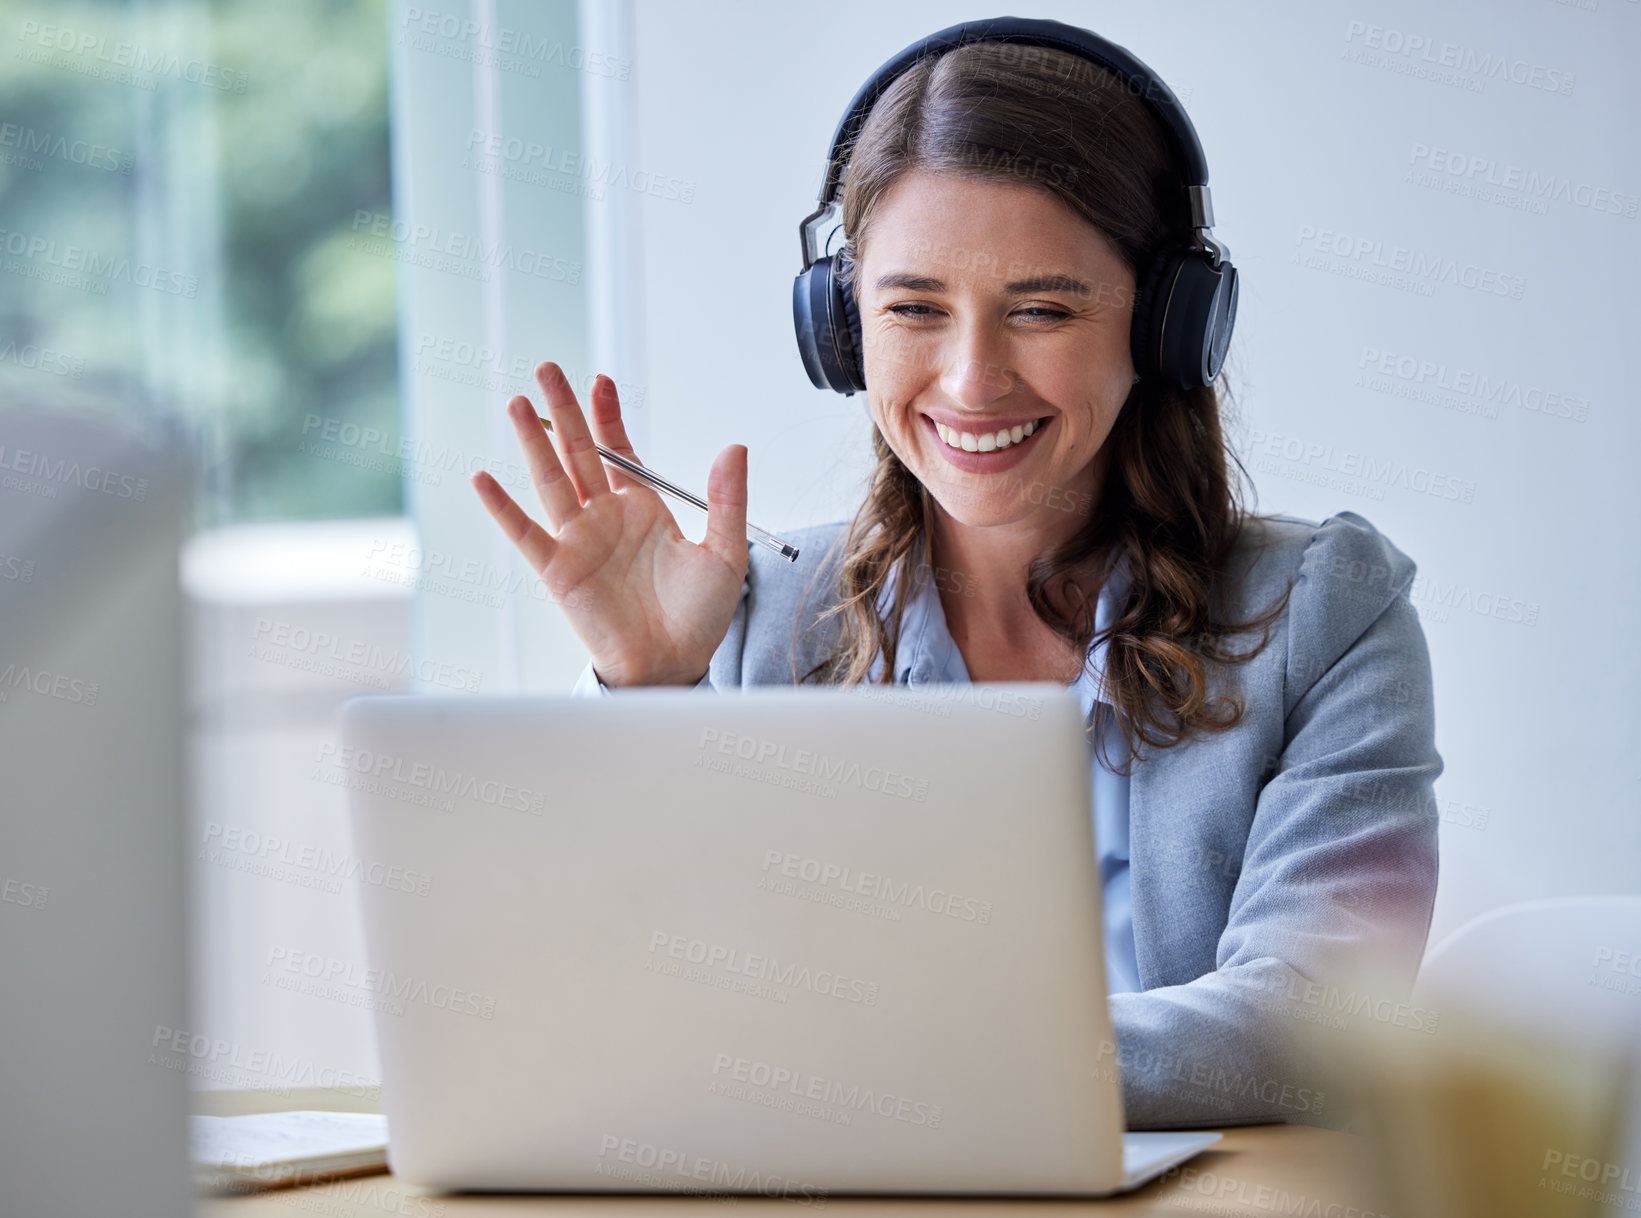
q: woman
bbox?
[469,30,1441,1130]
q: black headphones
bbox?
[792,15,1238,395]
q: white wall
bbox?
[606,0,1641,943]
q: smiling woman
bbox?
[473,17,1441,1133]
[817,41,1274,743]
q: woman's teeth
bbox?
[934,418,1040,453]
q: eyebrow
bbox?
[871,272,1094,295]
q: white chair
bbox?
[1415,897,1641,1218]
[1415,895,1641,1047]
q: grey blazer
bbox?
[580,509,1442,1130]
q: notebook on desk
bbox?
[190,1111,389,1194]
[337,683,1220,1197]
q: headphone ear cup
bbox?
[1129,246,1185,387]
[1203,258,1238,382]
[1132,246,1238,390]
[1164,253,1237,388]
[793,261,836,392]
[791,255,867,395]
[834,267,866,393]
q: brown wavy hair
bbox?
[791,39,1291,773]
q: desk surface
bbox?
[195,1089,1388,1216]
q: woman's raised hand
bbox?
[470,361,750,688]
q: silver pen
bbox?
[536,415,800,563]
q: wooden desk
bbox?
[196,1089,1389,1216]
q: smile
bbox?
[921,413,1053,472]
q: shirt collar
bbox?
[869,535,1131,709]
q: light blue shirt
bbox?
[571,545,1140,996]
[867,544,1140,996]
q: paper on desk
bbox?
[190,1110,389,1195]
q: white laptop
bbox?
[336,682,1220,1197]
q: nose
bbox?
[938,316,1017,409]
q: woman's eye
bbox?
[885,304,1070,321]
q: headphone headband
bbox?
[799,16,1218,272]
[816,16,1208,205]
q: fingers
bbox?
[699,444,749,569]
[584,373,647,492]
[506,394,582,531]
[469,469,557,577]
[535,361,612,504]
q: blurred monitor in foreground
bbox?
[0,406,193,1218]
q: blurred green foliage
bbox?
[0,0,400,524]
